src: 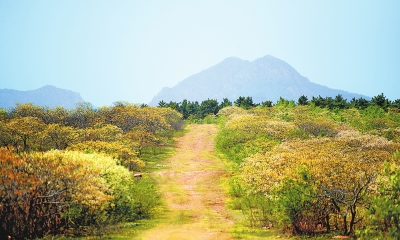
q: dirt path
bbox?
[137,124,234,240]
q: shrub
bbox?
[358,152,400,239]
[296,119,338,138]
[0,149,159,239]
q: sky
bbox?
[1,1,399,107]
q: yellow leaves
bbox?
[242,135,397,196]
[37,150,130,210]
[45,123,80,149]
[80,124,123,142]
[217,106,247,118]
[7,116,46,135]
[224,115,296,141]
[217,104,400,234]
[0,102,180,237]
[68,140,144,170]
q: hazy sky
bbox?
[1,1,399,106]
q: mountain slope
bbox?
[0,85,85,109]
[149,55,369,105]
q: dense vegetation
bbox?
[0,102,183,239]
[213,94,400,238]
[158,93,400,120]
[1,93,400,239]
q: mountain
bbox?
[149,55,369,106]
[0,85,85,109]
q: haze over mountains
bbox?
[150,55,369,106]
[1,55,371,109]
[0,85,84,109]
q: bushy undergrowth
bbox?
[0,149,161,239]
[216,104,400,237]
[0,103,182,239]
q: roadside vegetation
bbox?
[1,92,400,239]
[0,102,183,239]
[212,94,400,239]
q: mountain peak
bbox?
[0,86,85,109]
[149,55,369,106]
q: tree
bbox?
[45,124,79,150]
[0,108,8,121]
[276,97,295,107]
[234,96,256,109]
[261,100,273,107]
[166,101,180,112]
[311,96,334,109]
[391,99,400,109]
[41,106,70,125]
[9,103,44,119]
[242,135,396,235]
[157,100,167,108]
[185,101,200,119]
[106,104,140,132]
[349,97,370,110]
[81,124,123,142]
[371,93,391,111]
[158,107,184,131]
[334,94,347,109]
[6,117,46,152]
[298,95,309,105]
[67,102,96,128]
[199,99,220,118]
[179,99,189,119]
[0,150,114,238]
[359,156,400,239]
[220,98,232,108]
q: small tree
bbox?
[298,95,309,106]
[199,99,220,118]
[371,93,391,111]
[359,153,400,239]
[234,96,256,110]
[261,100,273,107]
[334,94,347,109]
[219,98,232,108]
[157,100,167,108]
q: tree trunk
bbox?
[348,206,357,236]
[342,214,348,236]
[326,214,330,232]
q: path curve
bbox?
[138,124,234,240]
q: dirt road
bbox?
[137,124,234,240]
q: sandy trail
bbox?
[137,124,234,240]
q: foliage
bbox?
[0,102,181,238]
[215,102,400,237]
[234,96,257,109]
[371,93,391,111]
[358,152,400,239]
[68,140,144,171]
[0,116,46,152]
[272,173,327,234]
[0,149,161,239]
[295,118,339,137]
[297,95,309,105]
[216,114,293,163]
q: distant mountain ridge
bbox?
[0,85,85,109]
[149,55,369,105]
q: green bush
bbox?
[358,152,400,239]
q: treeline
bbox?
[158,93,400,120]
[0,102,183,239]
[215,101,400,238]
